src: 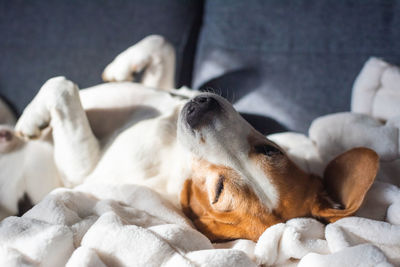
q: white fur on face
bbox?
[177,93,279,211]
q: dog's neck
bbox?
[154,142,194,208]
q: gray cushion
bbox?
[0,0,203,114]
[193,0,400,133]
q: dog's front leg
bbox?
[16,77,100,187]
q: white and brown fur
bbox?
[0,35,379,242]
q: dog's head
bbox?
[177,93,379,242]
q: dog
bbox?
[0,35,379,242]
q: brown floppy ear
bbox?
[312,147,379,223]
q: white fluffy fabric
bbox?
[352,57,400,121]
[0,182,398,266]
[0,184,254,267]
[1,57,400,266]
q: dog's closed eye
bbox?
[255,144,282,156]
[212,175,225,204]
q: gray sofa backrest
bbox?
[1,0,399,134]
[194,0,400,133]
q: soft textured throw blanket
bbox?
[0,182,399,266]
[1,57,400,266]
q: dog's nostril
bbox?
[197,96,208,103]
[194,96,219,108]
[188,105,195,114]
[194,96,220,113]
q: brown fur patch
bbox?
[181,159,282,242]
[181,135,379,242]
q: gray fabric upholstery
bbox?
[0,0,203,114]
[1,0,399,134]
[193,0,400,133]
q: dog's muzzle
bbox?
[183,95,221,129]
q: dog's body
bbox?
[0,35,379,242]
[67,82,197,204]
[0,35,187,216]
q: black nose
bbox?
[193,96,219,110]
[185,95,220,129]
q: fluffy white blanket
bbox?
[1,57,400,266]
[1,182,399,267]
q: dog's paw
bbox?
[15,77,76,139]
[102,52,148,82]
[102,35,169,82]
[15,103,50,140]
[102,47,152,82]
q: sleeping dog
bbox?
[1,35,379,242]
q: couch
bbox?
[1,0,400,133]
